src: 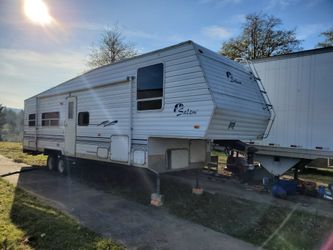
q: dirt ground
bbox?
[0,155,257,250]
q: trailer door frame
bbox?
[64,96,77,156]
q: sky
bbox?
[0,0,332,109]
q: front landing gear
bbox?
[150,171,163,207]
[151,193,163,207]
[192,170,204,195]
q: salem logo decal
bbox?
[174,103,197,117]
[226,71,242,84]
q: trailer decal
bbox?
[97,120,118,127]
[226,71,242,84]
[173,103,197,117]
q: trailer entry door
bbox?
[64,96,77,156]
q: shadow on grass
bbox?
[160,174,332,249]
[62,160,333,249]
[6,165,122,250]
[6,160,333,250]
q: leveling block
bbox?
[151,193,163,207]
[192,187,204,195]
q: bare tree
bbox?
[220,13,302,60]
[316,27,333,48]
[87,25,138,69]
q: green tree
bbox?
[0,107,24,141]
[87,25,138,69]
[220,13,302,60]
[5,109,17,130]
[316,27,333,48]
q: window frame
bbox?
[136,62,165,112]
[68,101,74,119]
[41,112,60,127]
[78,112,90,126]
[28,113,36,127]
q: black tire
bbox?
[47,155,58,171]
[57,158,68,175]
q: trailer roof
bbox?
[28,40,195,100]
[82,40,194,74]
[252,46,333,63]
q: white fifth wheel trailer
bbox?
[250,47,333,176]
[23,41,272,177]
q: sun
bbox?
[23,0,53,26]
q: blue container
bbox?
[276,179,297,195]
[272,185,287,199]
[318,186,326,197]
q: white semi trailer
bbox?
[250,47,333,176]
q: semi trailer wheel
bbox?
[47,155,57,171]
[57,158,68,175]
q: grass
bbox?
[0,179,123,250]
[0,142,122,249]
[0,141,46,166]
[284,167,333,186]
[298,167,333,185]
[161,179,332,250]
[211,150,227,164]
[63,163,333,250]
[1,142,332,249]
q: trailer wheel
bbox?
[57,158,68,175]
[47,155,57,171]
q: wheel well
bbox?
[44,149,62,156]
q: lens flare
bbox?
[23,0,53,26]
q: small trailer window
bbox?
[137,63,163,110]
[42,112,59,126]
[28,114,35,126]
[78,112,89,126]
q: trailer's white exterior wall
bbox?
[195,44,270,140]
[23,41,271,173]
[248,47,333,175]
[251,47,333,160]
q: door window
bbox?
[68,102,74,119]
